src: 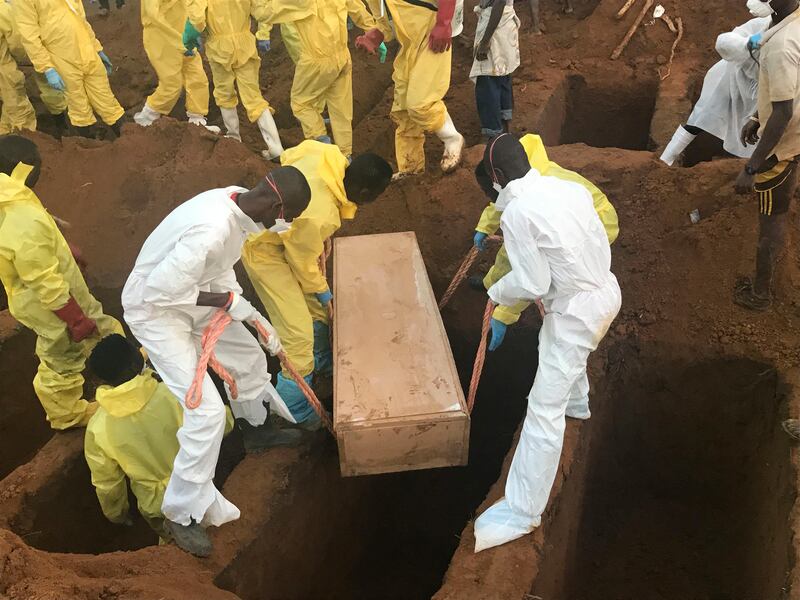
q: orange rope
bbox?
[467,300,495,414]
[438,236,502,310]
[186,310,335,436]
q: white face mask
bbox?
[268,218,292,234]
[748,0,774,17]
[492,182,503,193]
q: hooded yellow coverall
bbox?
[268,0,376,157]
[0,163,123,429]
[186,0,271,123]
[85,370,233,539]
[385,0,452,174]
[13,0,124,128]
[242,140,353,378]
[142,0,210,117]
[477,134,620,325]
[0,2,65,134]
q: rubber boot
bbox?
[110,118,124,137]
[187,112,221,135]
[220,107,242,142]
[53,112,67,137]
[256,109,284,160]
[659,125,696,166]
[435,113,465,174]
[164,519,212,558]
[134,103,161,127]
[313,321,333,377]
[236,417,303,453]
[75,125,95,139]
[276,372,319,428]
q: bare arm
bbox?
[735,100,793,193]
[476,0,505,60]
[197,291,231,308]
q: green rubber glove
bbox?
[378,42,387,64]
[183,19,202,56]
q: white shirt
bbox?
[122,187,262,313]
[488,169,612,307]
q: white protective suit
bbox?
[686,16,771,157]
[122,188,295,528]
[473,169,621,553]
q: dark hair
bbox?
[89,334,145,387]
[475,162,499,202]
[344,153,393,204]
[0,135,41,184]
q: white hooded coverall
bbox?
[122,188,294,528]
[686,16,771,158]
[473,169,621,553]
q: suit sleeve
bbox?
[346,0,377,32]
[186,0,208,31]
[12,0,54,73]
[85,425,130,524]
[282,219,328,294]
[475,203,502,235]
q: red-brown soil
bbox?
[2,0,800,599]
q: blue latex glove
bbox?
[183,20,202,56]
[257,39,271,54]
[474,231,488,251]
[489,318,507,352]
[316,290,333,307]
[98,51,113,76]
[748,32,763,52]
[378,42,387,64]
[44,68,65,91]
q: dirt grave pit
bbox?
[3,1,800,597]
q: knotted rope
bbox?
[187,310,335,435]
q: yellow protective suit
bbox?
[85,370,233,538]
[242,140,353,377]
[187,0,270,122]
[477,134,620,325]
[13,0,124,128]
[0,163,123,429]
[0,2,65,133]
[255,18,301,64]
[142,0,210,117]
[385,0,451,174]
[269,0,376,157]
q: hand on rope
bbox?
[186,309,335,435]
[438,235,502,310]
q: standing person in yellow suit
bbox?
[134,0,218,132]
[241,140,393,428]
[0,0,67,135]
[13,0,126,138]
[183,0,284,159]
[0,136,123,430]
[267,0,380,159]
[471,133,619,353]
[84,334,233,544]
[357,0,465,176]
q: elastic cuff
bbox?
[493,306,521,326]
[481,127,504,138]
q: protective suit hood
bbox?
[519,134,551,175]
[496,168,542,212]
[95,371,159,418]
[0,163,37,207]
[281,140,356,219]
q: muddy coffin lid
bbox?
[333,232,467,427]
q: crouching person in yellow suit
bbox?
[0,135,123,429]
[85,334,233,542]
[241,140,393,429]
[472,133,619,343]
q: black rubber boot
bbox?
[75,125,95,139]
[468,274,487,291]
[53,112,67,136]
[164,519,212,558]
[110,118,123,137]
[733,278,771,312]
[237,418,303,453]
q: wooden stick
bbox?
[611,0,654,60]
[616,0,638,20]
[658,16,684,80]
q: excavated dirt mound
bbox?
[3,0,800,599]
